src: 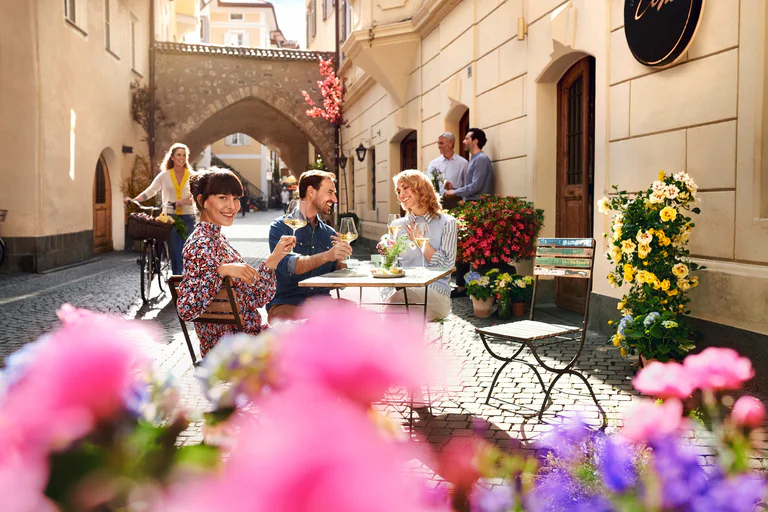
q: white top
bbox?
[281,189,291,203]
[139,169,195,215]
[426,154,469,194]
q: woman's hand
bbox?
[404,221,417,242]
[217,262,260,285]
[265,235,296,270]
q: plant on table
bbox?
[599,170,703,362]
[453,196,544,270]
[376,233,413,270]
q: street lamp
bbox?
[355,142,367,162]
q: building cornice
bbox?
[341,21,420,107]
[344,73,376,106]
[411,0,463,36]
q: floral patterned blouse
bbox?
[177,221,276,358]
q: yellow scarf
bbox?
[170,167,189,215]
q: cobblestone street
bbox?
[0,210,762,468]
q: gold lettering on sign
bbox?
[635,0,676,21]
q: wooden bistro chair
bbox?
[475,238,606,428]
[168,276,243,366]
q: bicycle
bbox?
[126,201,174,303]
[0,209,7,268]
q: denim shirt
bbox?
[266,212,337,310]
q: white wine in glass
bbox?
[412,221,431,270]
[387,214,401,238]
[338,217,358,263]
[284,199,307,233]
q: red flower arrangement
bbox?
[301,57,344,125]
[452,195,545,268]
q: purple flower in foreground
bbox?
[650,436,709,508]
[471,484,514,512]
[538,413,592,462]
[528,472,612,512]
[690,474,767,512]
[597,435,637,493]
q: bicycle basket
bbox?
[127,214,174,242]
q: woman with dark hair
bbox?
[124,143,197,275]
[177,167,295,357]
[385,169,457,321]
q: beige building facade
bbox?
[0,0,198,272]
[308,0,768,340]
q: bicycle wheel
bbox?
[156,241,171,292]
[140,240,154,303]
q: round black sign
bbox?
[624,0,705,68]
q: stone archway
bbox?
[154,43,336,172]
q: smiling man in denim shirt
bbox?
[266,170,352,323]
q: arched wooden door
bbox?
[555,56,595,313]
[399,131,418,216]
[93,156,113,254]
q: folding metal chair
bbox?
[168,275,243,366]
[475,238,606,427]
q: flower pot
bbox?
[512,301,526,317]
[639,354,657,368]
[497,300,512,320]
[471,296,495,318]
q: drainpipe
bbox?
[334,0,342,213]
[149,0,156,170]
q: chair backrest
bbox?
[168,275,244,330]
[530,238,596,324]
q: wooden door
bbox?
[555,57,595,312]
[93,157,113,254]
[458,109,470,161]
[399,131,418,215]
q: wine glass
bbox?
[283,199,307,234]
[387,214,401,239]
[412,220,431,271]
[338,217,358,264]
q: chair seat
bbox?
[477,320,582,341]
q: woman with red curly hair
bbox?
[385,169,457,320]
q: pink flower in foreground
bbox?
[683,347,754,391]
[278,300,433,405]
[157,388,446,512]
[0,449,55,512]
[0,307,150,452]
[731,396,766,429]
[633,361,695,399]
[621,398,685,443]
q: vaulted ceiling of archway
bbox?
[182,97,312,173]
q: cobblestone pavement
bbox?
[0,209,764,469]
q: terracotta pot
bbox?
[639,354,657,368]
[512,301,526,317]
[471,296,495,318]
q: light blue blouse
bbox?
[391,211,457,296]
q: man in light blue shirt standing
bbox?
[426,132,468,210]
[445,127,494,297]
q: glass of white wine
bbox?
[412,220,431,271]
[283,199,307,234]
[387,214,401,239]
[338,217,358,264]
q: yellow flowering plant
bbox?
[598,170,704,361]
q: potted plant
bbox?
[376,234,412,270]
[464,270,496,318]
[600,170,703,363]
[453,196,544,273]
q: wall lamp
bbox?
[338,151,349,170]
[355,142,368,162]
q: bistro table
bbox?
[298,265,455,323]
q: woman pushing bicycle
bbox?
[124,143,196,275]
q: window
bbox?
[200,16,210,43]
[225,31,246,46]
[339,0,351,44]
[307,0,317,42]
[323,0,334,20]
[64,0,76,23]
[130,17,137,69]
[104,0,111,51]
[229,13,244,21]
[226,133,249,146]
[369,147,376,211]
